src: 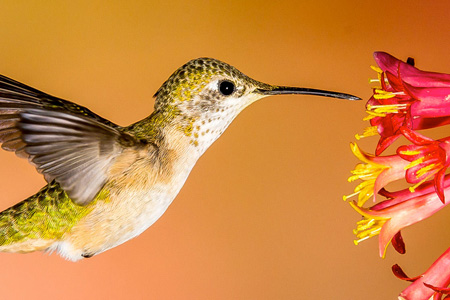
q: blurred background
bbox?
[0,1,449,299]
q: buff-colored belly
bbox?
[56,153,195,261]
[58,182,179,260]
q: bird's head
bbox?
[152,57,359,151]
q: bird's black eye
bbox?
[219,80,235,96]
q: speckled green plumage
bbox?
[127,58,236,141]
[152,57,259,109]
[126,105,182,140]
[0,181,91,246]
[129,57,265,147]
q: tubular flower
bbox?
[350,179,450,258]
[345,143,408,206]
[397,127,450,203]
[394,247,450,300]
[359,52,450,155]
[347,52,450,299]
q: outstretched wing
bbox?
[0,74,144,205]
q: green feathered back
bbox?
[0,181,91,246]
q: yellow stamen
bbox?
[407,163,440,193]
[345,179,376,204]
[343,191,359,201]
[374,92,396,100]
[404,157,441,193]
[363,103,407,121]
[348,173,373,181]
[357,188,373,207]
[409,174,435,193]
[355,226,382,240]
[369,78,380,84]
[367,104,407,114]
[350,162,379,175]
[404,157,425,170]
[354,236,370,245]
[355,126,378,140]
[352,178,376,190]
[345,144,389,206]
[416,164,437,178]
[349,202,388,246]
[373,89,407,100]
[363,111,387,120]
[370,65,383,74]
[362,115,376,121]
[356,218,376,230]
[398,149,421,156]
[371,66,383,86]
[363,111,386,121]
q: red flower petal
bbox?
[392,264,421,282]
[424,282,450,294]
[400,126,434,145]
[436,170,447,203]
[373,52,400,75]
[385,71,405,92]
[377,188,394,199]
[414,116,450,130]
[399,61,450,88]
[392,232,406,254]
[375,135,400,156]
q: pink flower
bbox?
[344,143,408,206]
[358,52,450,155]
[347,52,450,299]
[350,178,450,258]
[393,247,450,300]
[397,127,450,203]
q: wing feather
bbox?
[0,74,146,205]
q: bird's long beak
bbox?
[256,86,361,100]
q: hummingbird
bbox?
[0,58,359,261]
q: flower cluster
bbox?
[346,52,450,300]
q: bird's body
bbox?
[0,58,359,261]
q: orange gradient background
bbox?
[1,1,450,299]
